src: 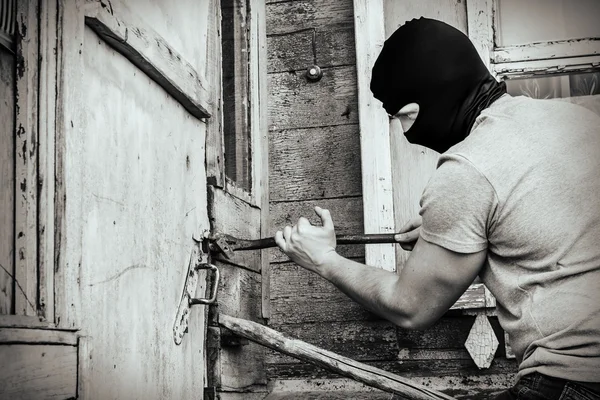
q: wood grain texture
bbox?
[269,124,362,201]
[0,47,15,315]
[209,187,262,272]
[0,328,77,345]
[268,376,513,400]
[266,0,354,36]
[354,0,396,272]
[269,197,365,263]
[14,0,39,317]
[466,0,494,70]
[268,65,358,130]
[219,314,455,400]
[0,344,77,399]
[60,17,212,397]
[37,0,59,322]
[267,27,356,73]
[84,0,212,119]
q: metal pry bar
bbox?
[208,232,403,259]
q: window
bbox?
[467,0,600,92]
[221,0,252,193]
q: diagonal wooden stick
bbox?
[218,314,456,400]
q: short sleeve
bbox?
[419,154,498,253]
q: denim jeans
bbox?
[493,373,600,400]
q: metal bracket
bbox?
[173,242,221,345]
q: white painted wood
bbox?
[493,55,600,79]
[0,328,78,345]
[37,0,59,322]
[84,0,212,119]
[14,0,39,317]
[494,38,600,63]
[464,314,499,369]
[0,45,15,315]
[0,315,57,329]
[467,0,494,70]
[353,0,396,272]
[0,344,78,399]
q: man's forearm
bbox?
[319,253,415,328]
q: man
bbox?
[275,18,600,398]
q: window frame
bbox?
[207,0,269,210]
[467,0,600,80]
[0,0,57,328]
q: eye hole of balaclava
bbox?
[391,103,420,133]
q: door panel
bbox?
[75,26,211,398]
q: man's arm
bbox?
[275,207,486,330]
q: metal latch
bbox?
[173,241,220,345]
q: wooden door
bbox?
[55,0,220,398]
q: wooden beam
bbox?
[494,38,600,63]
[467,0,494,71]
[493,55,600,79]
[353,0,396,272]
[0,328,78,345]
[219,314,455,400]
[14,0,40,317]
[84,0,212,120]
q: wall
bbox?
[265,0,517,397]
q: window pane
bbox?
[221,0,252,191]
[505,71,600,99]
[496,0,600,47]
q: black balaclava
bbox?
[370,18,506,153]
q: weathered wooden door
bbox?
[56,0,220,398]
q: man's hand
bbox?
[275,206,337,273]
[395,216,422,251]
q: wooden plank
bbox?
[250,0,273,320]
[266,0,354,36]
[494,38,600,63]
[0,314,58,329]
[267,376,513,400]
[267,316,490,364]
[266,319,399,364]
[208,187,262,272]
[210,263,266,392]
[383,0,467,37]
[269,197,365,264]
[267,27,356,73]
[219,314,455,400]
[353,0,396,272]
[466,0,494,70]
[268,65,358,130]
[0,344,78,399]
[55,0,85,330]
[65,18,211,398]
[493,55,600,79]
[0,46,15,315]
[269,125,362,201]
[14,0,39,317]
[205,0,225,187]
[267,357,517,381]
[84,0,212,119]
[37,0,59,322]
[0,328,78,345]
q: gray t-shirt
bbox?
[419,94,600,382]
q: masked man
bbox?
[275,18,600,398]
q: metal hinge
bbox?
[173,238,220,345]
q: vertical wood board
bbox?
[353,0,396,271]
[59,16,212,397]
[0,46,15,315]
[0,344,78,399]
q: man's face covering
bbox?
[370,18,506,153]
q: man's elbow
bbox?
[388,300,440,330]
